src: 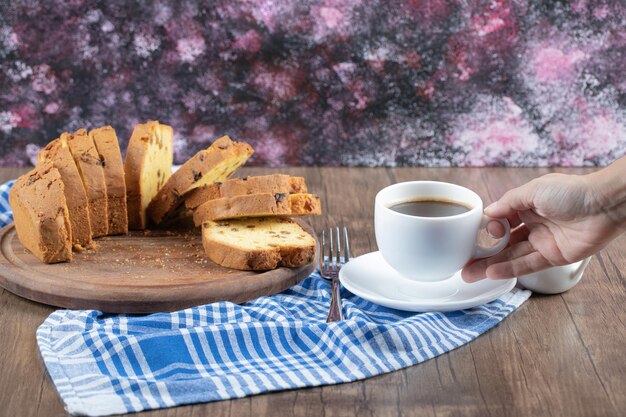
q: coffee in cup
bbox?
[388,198,472,217]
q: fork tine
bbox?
[320,228,326,271]
[335,226,341,266]
[343,226,350,262]
[328,226,334,270]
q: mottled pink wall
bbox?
[0,0,624,167]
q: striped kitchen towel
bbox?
[0,180,530,416]
[36,282,529,416]
[0,180,14,227]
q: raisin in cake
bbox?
[9,164,73,263]
[202,217,316,270]
[90,125,128,235]
[37,138,93,248]
[193,193,321,225]
[65,129,109,237]
[124,121,173,229]
[147,136,253,225]
[184,174,307,210]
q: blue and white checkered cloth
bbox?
[0,180,14,227]
[0,179,530,416]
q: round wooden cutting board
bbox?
[0,222,318,313]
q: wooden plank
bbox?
[560,235,626,412]
[0,289,66,416]
[0,167,28,181]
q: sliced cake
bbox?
[37,138,93,248]
[124,121,173,229]
[9,164,73,263]
[184,174,307,210]
[202,217,316,270]
[220,174,307,198]
[184,183,221,210]
[193,193,321,225]
[90,126,128,235]
[147,136,253,225]
[65,129,109,237]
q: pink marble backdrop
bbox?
[0,0,624,167]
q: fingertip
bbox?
[485,201,516,220]
[486,220,506,238]
[461,264,487,283]
[483,201,498,216]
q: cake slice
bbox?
[193,193,321,225]
[90,126,128,235]
[183,183,221,210]
[124,121,173,229]
[147,136,253,225]
[184,174,307,210]
[65,129,109,237]
[9,164,73,263]
[202,217,316,270]
[37,138,93,248]
[220,174,307,198]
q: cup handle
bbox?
[473,216,511,259]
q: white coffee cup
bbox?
[375,181,511,282]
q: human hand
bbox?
[462,167,626,282]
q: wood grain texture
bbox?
[0,166,624,417]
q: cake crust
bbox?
[220,174,307,198]
[91,126,128,235]
[37,138,93,247]
[65,129,109,237]
[9,164,73,263]
[193,193,321,225]
[184,174,307,210]
[183,183,221,210]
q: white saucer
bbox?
[339,251,517,312]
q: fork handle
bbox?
[326,277,343,322]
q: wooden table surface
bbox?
[1,166,624,417]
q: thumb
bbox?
[485,181,536,218]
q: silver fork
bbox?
[319,226,351,322]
